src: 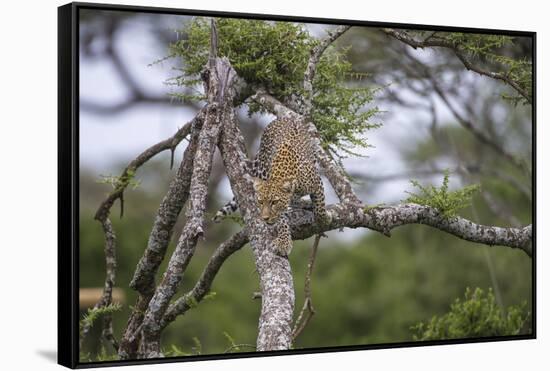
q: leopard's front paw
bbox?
[274,241,292,257]
[316,209,332,227]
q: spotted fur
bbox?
[213,117,329,255]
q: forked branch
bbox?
[303,25,352,117]
[382,28,532,104]
[80,218,118,351]
[94,119,195,222]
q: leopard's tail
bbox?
[212,197,239,223]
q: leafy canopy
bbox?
[405,169,480,219]
[168,18,380,156]
[412,287,530,340]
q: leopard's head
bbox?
[253,177,295,224]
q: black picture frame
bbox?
[58,2,536,368]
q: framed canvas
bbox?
[58,2,536,368]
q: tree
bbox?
[80,18,533,360]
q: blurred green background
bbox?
[79,152,532,356]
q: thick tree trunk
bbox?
[218,104,295,351]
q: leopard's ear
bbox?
[281,179,296,193]
[252,176,264,190]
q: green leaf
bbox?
[79,303,122,337]
[405,169,480,218]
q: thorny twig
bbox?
[94,119,194,222]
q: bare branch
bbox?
[102,315,119,352]
[395,47,529,176]
[303,25,351,117]
[210,18,218,60]
[79,16,200,116]
[81,16,201,115]
[160,231,249,328]
[428,74,528,174]
[382,28,532,104]
[80,218,118,350]
[80,95,199,116]
[350,169,450,183]
[94,117,196,222]
[292,234,321,341]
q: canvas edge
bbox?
[58,3,79,369]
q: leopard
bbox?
[213,116,330,256]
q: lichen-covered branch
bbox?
[381,28,532,104]
[288,203,533,257]
[137,57,237,358]
[156,198,532,333]
[129,110,206,296]
[427,72,528,173]
[118,111,205,359]
[160,230,249,329]
[102,315,119,352]
[364,204,532,255]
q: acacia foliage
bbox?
[168,18,380,156]
[412,287,529,340]
[405,169,480,219]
